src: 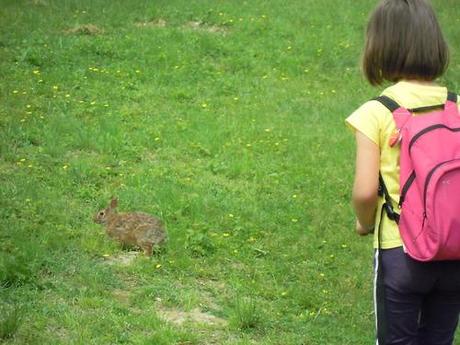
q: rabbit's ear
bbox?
[110,197,118,209]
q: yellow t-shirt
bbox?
[346,81,460,249]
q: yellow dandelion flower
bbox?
[156,264,162,269]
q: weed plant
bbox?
[1,0,459,344]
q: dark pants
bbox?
[375,247,460,345]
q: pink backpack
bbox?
[376,92,460,261]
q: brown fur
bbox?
[93,198,167,256]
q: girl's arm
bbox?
[352,131,379,236]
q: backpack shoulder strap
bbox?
[447,91,457,103]
[373,95,401,112]
[445,91,459,115]
[372,95,404,225]
[378,172,400,224]
[373,96,412,130]
[374,91,457,112]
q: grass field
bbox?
[1,0,460,344]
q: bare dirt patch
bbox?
[102,251,139,266]
[156,303,228,327]
[135,19,167,28]
[134,19,228,35]
[30,0,48,5]
[112,288,131,304]
[64,24,104,36]
[183,21,228,35]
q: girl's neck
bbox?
[401,79,437,86]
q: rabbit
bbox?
[93,197,167,256]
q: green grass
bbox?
[1,0,459,344]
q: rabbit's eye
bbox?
[99,211,105,216]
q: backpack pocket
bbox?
[424,159,460,260]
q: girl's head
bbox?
[363,0,449,85]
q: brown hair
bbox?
[362,0,449,85]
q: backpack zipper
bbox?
[409,125,460,153]
[399,171,416,207]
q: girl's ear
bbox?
[110,197,118,209]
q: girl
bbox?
[346,0,460,344]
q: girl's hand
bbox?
[356,219,374,236]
